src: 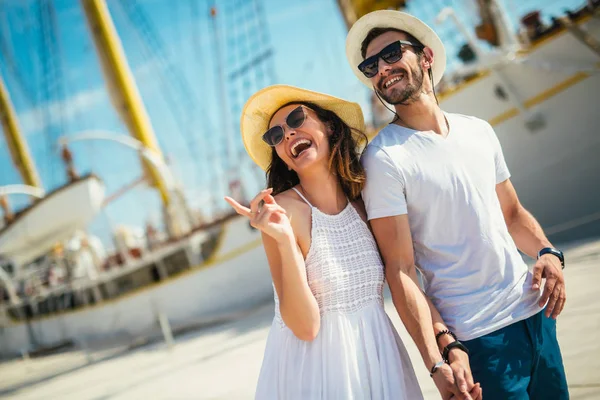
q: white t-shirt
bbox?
[361,112,542,340]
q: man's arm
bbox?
[371,215,479,400]
[496,178,552,257]
[496,178,566,318]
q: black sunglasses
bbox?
[358,40,423,78]
[262,106,306,147]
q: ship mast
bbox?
[80,0,171,206]
[336,0,407,28]
[475,0,520,50]
[0,74,42,189]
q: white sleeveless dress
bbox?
[255,188,423,399]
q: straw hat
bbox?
[240,85,371,171]
[345,10,446,88]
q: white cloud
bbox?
[132,56,164,83]
[13,55,185,139]
[17,86,107,135]
[12,53,170,139]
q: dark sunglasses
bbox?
[357,40,423,78]
[262,105,306,147]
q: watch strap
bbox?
[442,340,469,362]
[538,247,565,269]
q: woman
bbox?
[225,85,423,399]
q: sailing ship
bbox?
[0,0,598,359]
[0,0,273,358]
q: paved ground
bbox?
[1,239,599,399]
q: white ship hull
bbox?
[439,15,600,242]
[0,175,105,267]
[0,215,271,358]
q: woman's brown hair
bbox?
[266,101,368,201]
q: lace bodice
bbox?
[274,188,385,324]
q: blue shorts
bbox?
[462,310,569,399]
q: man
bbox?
[345,10,569,400]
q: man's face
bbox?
[364,31,424,105]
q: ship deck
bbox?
[1,238,599,399]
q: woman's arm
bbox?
[262,230,320,341]
[226,189,320,341]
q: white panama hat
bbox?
[345,10,447,88]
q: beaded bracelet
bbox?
[435,329,457,344]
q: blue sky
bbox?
[0,0,585,248]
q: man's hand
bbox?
[432,363,460,400]
[447,350,482,400]
[449,384,482,400]
[532,253,566,319]
[432,362,481,400]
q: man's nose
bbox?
[378,58,393,76]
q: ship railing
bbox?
[436,6,600,132]
[438,3,600,82]
[0,224,217,323]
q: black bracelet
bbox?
[442,340,469,362]
[435,329,457,344]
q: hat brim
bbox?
[241,85,372,171]
[345,10,446,89]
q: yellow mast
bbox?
[0,73,42,189]
[80,0,170,205]
[336,0,407,28]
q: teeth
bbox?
[384,75,403,88]
[291,139,311,157]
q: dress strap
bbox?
[291,187,314,208]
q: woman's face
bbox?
[269,104,331,172]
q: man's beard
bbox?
[376,65,424,105]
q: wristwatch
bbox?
[442,341,469,362]
[538,247,565,269]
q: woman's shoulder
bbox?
[274,188,312,251]
[273,188,311,215]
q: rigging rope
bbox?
[0,8,36,107]
[220,0,275,184]
[190,0,219,198]
[38,0,67,184]
[116,0,202,187]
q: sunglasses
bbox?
[357,40,423,78]
[262,105,306,147]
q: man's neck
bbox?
[392,94,448,137]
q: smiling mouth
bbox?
[383,75,404,89]
[290,139,312,158]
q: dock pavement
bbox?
[1,239,599,399]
